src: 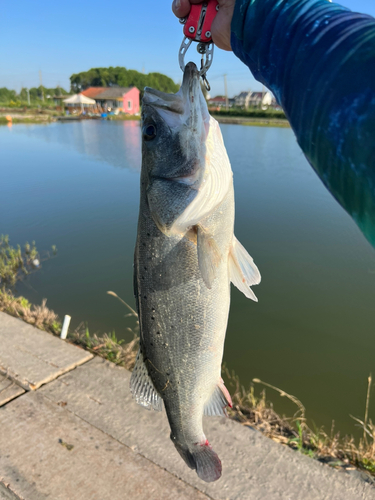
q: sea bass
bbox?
[131,62,260,483]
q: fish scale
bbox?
[131,62,260,482]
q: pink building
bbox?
[122,87,140,115]
[82,86,140,115]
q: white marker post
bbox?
[60,315,71,340]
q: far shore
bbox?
[213,115,290,128]
[1,109,289,128]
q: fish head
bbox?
[142,62,232,235]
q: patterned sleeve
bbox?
[231,0,375,247]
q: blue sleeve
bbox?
[231,0,375,248]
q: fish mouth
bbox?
[142,63,206,122]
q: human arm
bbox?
[173,0,375,248]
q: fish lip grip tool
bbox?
[178,0,219,90]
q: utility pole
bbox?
[224,74,229,111]
[261,84,265,109]
[26,88,30,105]
[39,70,44,102]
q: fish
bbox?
[130,62,260,483]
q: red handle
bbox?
[183,0,218,44]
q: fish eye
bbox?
[143,123,157,141]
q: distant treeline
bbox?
[0,86,68,106]
[0,67,179,107]
[210,108,287,119]
[70,67,179,94]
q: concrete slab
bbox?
[0,312,93,390]
[0,391,210,500]
[0,483,21,500]
[0,374,24,406]
[40,357,375,500]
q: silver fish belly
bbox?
[131,62,260,483]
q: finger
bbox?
[172,0,203,19]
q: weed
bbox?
[0,235,57,286]
[0,289,61,334]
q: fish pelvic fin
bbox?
[172,436,222,483]
[130,349,163,411]
[197,224,221,289]
[229,236,261,302]
[204,378,233,417]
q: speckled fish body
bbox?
[131,63,260,483]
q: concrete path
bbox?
[0,374,24,406]
[0,312,374,500]
[0,312,92,390]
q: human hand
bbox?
[172,0,235,51]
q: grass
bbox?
[225,369,375,478]
[0,288,61,335]
[2,285,374,480]
[235,120,289,128]
[0,116,56,125]
[106,114,141,121]
[0,235,57,286]
[0,235,59,332]
[210,108,287,119]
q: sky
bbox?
[1,0,375,98]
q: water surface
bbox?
[1,120,374,435]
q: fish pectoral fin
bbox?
[204,378,233,417]
[229,236,261,302]
[197,224,221,289]
[130,349,163,412]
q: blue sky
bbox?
[1,0,374,98]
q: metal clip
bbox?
[178,0,218,85]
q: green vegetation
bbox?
[0,86,68,107]
[1,235,38,286]
[0,289,61,335]
[0,116,57,126]
[0,235,59,332]
[106,114,141,121]
[225,370,375,478]
[0,235,57,286]
[70,67,179,94]
[214,117,290,128]
[211,108,287,119]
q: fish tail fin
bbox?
[172,437,222,483]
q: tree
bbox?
[70,67,179,94]
[0,88,17,103]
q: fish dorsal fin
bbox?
[229,236,261,302]
[130,349,163,412]
[204,379,233,417]
[197,224,221,289]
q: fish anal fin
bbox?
[229,236,260,302]
[197,224,221,289]
[204,379,232,417]
[130,349,163,411]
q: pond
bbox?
[1,120,375,436]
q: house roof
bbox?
[236,91,250,99]
[93,87,133,100]
[208,96,226,102]
[81,87,106,98]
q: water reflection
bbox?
[10,120,142,171]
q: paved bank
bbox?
[0,312,374,500]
